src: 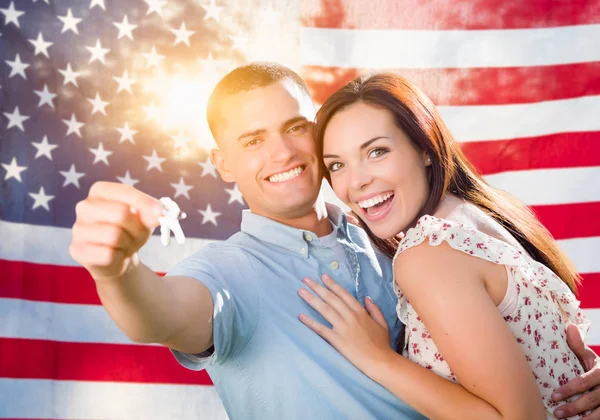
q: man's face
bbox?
[211,80,323,222]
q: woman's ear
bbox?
[211,148,235,183]
[423,152,432,167]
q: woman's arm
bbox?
[298,241,546,420]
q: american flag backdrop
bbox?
[1,0,599,418]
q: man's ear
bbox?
[211,148,235,183]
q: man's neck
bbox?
[253,198,333,237]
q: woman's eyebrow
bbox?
[323,136,389,159]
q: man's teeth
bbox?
[268,167,303,183]
[358,192,394,209]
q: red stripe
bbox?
[302,0,600,30]
[0,338,213,385]
[462,132,600,175]
[578,273,600,309]
[530,202,600,241]
[303,62,600,106]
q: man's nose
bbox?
[267,134,295,162]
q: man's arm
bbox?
[552,324,600,419]
[70,181,214,354]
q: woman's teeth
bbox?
[358,192,394,209]
[268,166,304,183]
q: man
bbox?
[70,62,600,419]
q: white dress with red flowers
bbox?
[393,214,591,419]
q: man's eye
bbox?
[244,139,261,147]
[288,124,307,134]
[328,162,343,172]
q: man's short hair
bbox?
[206,62,311,142]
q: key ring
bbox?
[158,197,186,247]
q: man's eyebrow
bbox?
[281,116,309,128]
[236,117,309,141]
[323,136,388,159]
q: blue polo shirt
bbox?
[167,204,425,420]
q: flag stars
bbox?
[86,39,110,64]
[89,142,113,165]
[113,15,137,40]
[62,114,85,138]
[198,204,221,226]
[117,170,139,187]
[144,0,168,17]
[89,0,106,10]
[113,69,136,94]
[116,122,138,144]
[143,149,166,172]
[87,92,110,116]
[171,22,195,46]
[171,177,194,199]
[29,32,53,58]
[229,31,248,52]
[142,102,160,121]
[58,8,83,35]
[59,164,85,188]
[4,106,30,131]
[142,46,165,68]
[171,132,190,149]
[29,187,55,211]
[6,53,30,79]
[2,157,27,182]
[1,2,25,28]
[34,84,57,109]
[32,136,58,160]
[201,0,223,23]
[225,184,245,205]
[59,63,82,87]
[198,157,217,178]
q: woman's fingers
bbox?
[365,297,388,331]
[299,314,335,343]
[301,277,351,319]
[321,274,365,313]
[298,286,344,326]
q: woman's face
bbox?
[322,101,431,239]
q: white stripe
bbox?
[438,95,600,143]
[301,25,600,68]
[1,217,598,272]
[484,166,600,206]
[586,309,600,347]
[0,220,216,272]
[0,379,227,419]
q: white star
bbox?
[31,135,58,160]
[116,122,138,143]
[225,183,245,205]
[198,157,217,178]
[170,22,194,46]
[86,39,110,64]
[113,15,137,40]
[144,0,167,16]
[3,106,29,131]
[59,164,85,188]
[229,31,248,52]
[142,102,160,121]
[0,2,25,28]
[6,53,30,79]
[29,186,55,211]
[143,149,166,172]
[117,170,139,187]
[197,52,221,80]
[201,0,223,22]
[34,84,57,109]
[29,32,53,58]
[1,157,27,182]
[198,204,221,226]
[62,113,85,138]
[170,132,190,149]
[142,46,164,68]
[113,69,136,94]
[89,0,106,10]
[170,177,194,199]
[58,63,82,87]
[89,142,113,165]
[32,0,50,3]
[87,92,109,116]
[57,8,82,35]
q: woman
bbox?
[297,73,590,419]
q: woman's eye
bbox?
[369,147,388,158]
[328,162,343,172]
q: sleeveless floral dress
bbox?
[393,215,591,419]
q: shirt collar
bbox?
[240,203,349,258]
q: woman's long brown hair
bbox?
[314,73,580,328]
